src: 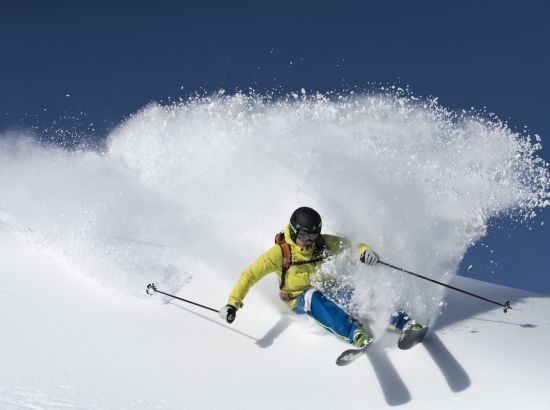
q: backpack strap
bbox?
[274,232,332,291]
[275,232,292,290]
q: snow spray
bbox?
[0,90,548,331]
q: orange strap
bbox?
[275,232,292,289]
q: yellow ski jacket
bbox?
[227,225,371,310]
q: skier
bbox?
[219,207,421,348]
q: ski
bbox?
[397,326,429,350]
[335,344,370,366]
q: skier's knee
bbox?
[294,288,318,314]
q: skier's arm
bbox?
[323,235,377,261]
[322,234,351,254]
[227,245,282,309]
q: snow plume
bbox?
[0,91,548,330]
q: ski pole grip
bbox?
[503,301,512,313]
[146,283,158,295]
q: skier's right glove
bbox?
[219,304,237,324]
[360,249,379,266]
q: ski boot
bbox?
[352,327,374,348]
[390,310,422,332]
[391,310,428,350]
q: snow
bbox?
[0,92,549,408]
[0,228,549,409]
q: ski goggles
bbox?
[296,230,320,242]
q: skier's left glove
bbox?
[360,249,379,266]
[219,304,237,324]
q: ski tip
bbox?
[335,345,369,366]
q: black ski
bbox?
[397,326,429,350]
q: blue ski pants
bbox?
[294,289,359,343]
[293,288,413,343]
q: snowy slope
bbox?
[1,227,549,410]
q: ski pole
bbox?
[146,283,219,313]
[378,261,512,313]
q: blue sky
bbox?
[1,0,549,293]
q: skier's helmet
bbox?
[289,207,322,243]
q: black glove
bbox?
[360,249,379,266]
[219,304,237,324]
